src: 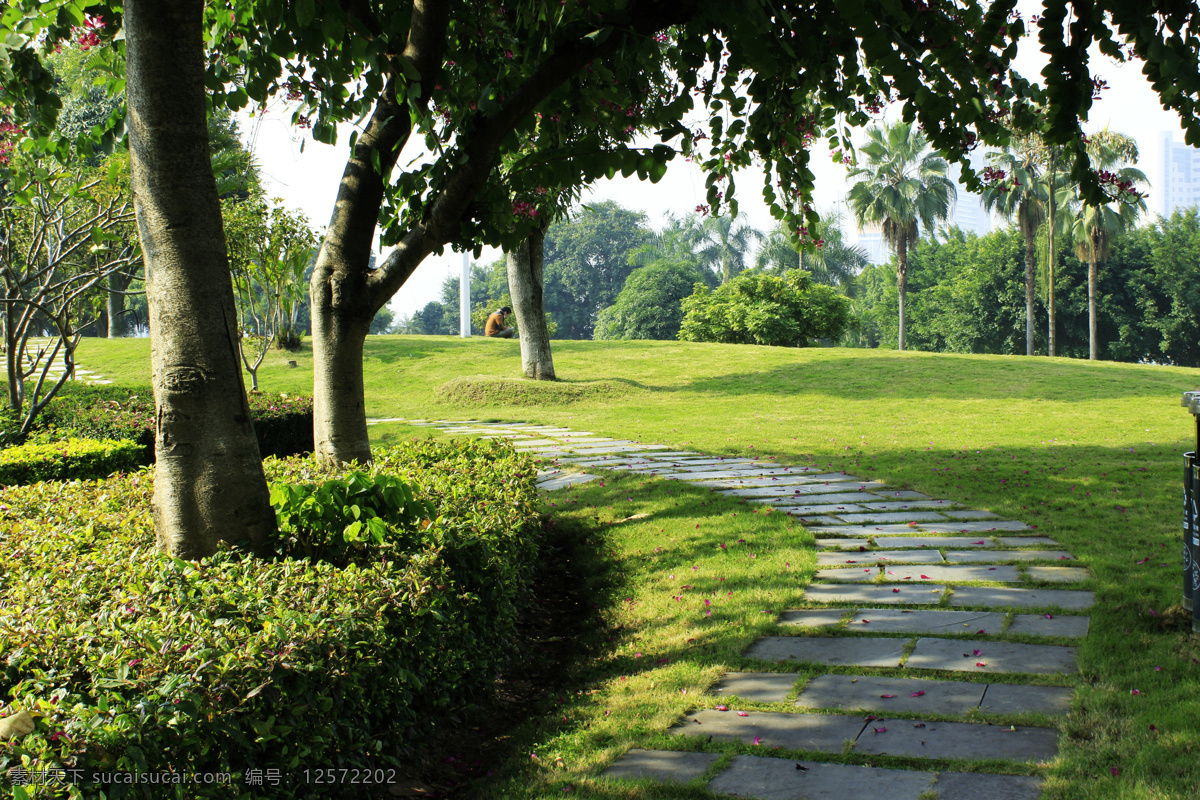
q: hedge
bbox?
[27,383,313,464]
[0,438,144,486]
[0,438,541,799]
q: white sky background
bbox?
[236,0,1193,320]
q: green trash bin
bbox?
[1181,393,1200,631]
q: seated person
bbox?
[484,306,516,338]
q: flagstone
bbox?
[722,485,857,498]
[673,709,867,752]
[699,474,854,488]
[1024,566,1090,583]
[993,536,1061,546]
[817,550,945,566]
[794,675,987,715]
[869,490,933,500]
[905,637,1078,675]
[667,470,772,480]
[814,567,880,582]
[537,474,600,491]
[772,492,890,506]
[776,608,853,628]
[1006,614,1090,638]
[817,524,949,536]
[780,503,869,515]
[879,564,1022,583]
[709,755,936,800]
[931,772,1044,800]
[845,609,1007,635]
[708,672,800,702]
[570,445,660,454]
[803,584,947,604]
[941,510,1001,520]
[814,538,871,550]
[949,587,1095,610]
[856,500,960,510]
[873,536,998,548]
[977,684,1075,715]
[853,716,1059,760]
[743,636,908,667]
[922,521,1031,532]
[752,483,891,500]
[511,439,562,447]
[834,511,950,524]
[789,515,849,526]
[944,550,1075,563]
[601,748,720,784]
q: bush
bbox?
[594,261,709,341]
[31,383,313,463]
[0,438,541,798]
[0,437,144,486]
[677,269,852,347]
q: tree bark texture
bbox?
[1023,231,1036,357]
[126,0,275,559]
[507,227,555,380]
[896,237,908,352]
[107,269,131,337]
[1088,257,1098,360]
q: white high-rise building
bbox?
[1159,132,1200,218]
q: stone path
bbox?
[19,339,112,385]
[376,417,1090,799]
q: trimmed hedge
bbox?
[29,383,314,463]
[0,438,541,799]
[0,438,144,486]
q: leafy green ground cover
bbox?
[75,335,1200,799]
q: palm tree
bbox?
[980,138,1049,356]
[846,121,955,350]
[1061,133,1146,360]
[629,213,704,269]
[694,213,762,283]
[756,215,868,296]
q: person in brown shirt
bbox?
[485,306,515,338]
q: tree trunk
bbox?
[507,227,555,380]
[896,237,908,352]
[1023,230,1036,356]
[126,0,274,559]
[311,249,374,466]
[1088,256,1098,360]
[107,269,132,338]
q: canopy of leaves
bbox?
[594,260,710,340]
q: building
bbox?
[1158,132,1200,218]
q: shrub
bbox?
[0,437,144,485]
[594,261,709,341]
[0,438,541,799]
[677,269,853,347]
[31,383,313,463]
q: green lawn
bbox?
[76,335,1200,799]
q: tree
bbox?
[542,202,651,339]
[678,269,851,347]
[756,215,867,295]
[125,0,275,557]
[847,121,955,351]
[1060,133,1146,360]
[594,260,709,340]
[694,213,762,284]
[980,138,1049,355]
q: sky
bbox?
[236,2,1195,321]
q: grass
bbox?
[75,335,1200,799]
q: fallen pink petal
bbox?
[752,736,762,745]
[910,690,925,697]
[880,694,896,698]
[873,726,887,733]
[737,711,749,717]
[715,705,728,711]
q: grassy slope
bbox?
[77,335,1200,799]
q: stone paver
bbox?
[942,509,1001,520]
[776,609,852,628]
[795,675,987,715]
[878,564,1022,583]
[814,538,871,550]
[905,637,1078,674]
[978,684,1075,715]
[772,492,891,506]
[780,504,869,515]
[922,521,1031,532]
[857,500,960,510]
[673,709,865,752]
[871,536,1000,549]
[537,473,599,491]
[816,524,936,536]
[1024,566,1090,583]
[945,550,1075,563]
[931,772,1043,800]
[1006,614,1090,638]
[743,636,907,667]
[813,567,881,582]
[723,484,861,498]
[803,584,947,605]
[870,490,932,500]
[710,755,936,800]
[817,550,946,566]
[852,716,1058,761]
[949,586,1095,610]
[994,536,1061,546]
[601,749,720,784]
[834,511,951,524]
[708,672,799,702]
[786,514,844,525]
[845,609,1007,635]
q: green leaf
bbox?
[295,0,316,27]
